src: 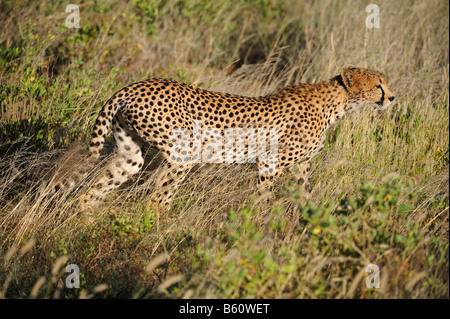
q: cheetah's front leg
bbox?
[257,157,312,198]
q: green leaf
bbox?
[398,203,414,212]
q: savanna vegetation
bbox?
[0,0,448,299]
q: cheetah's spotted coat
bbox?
[55,66,395,210]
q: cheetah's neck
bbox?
[270,76,350,130]
[317,77,350,129]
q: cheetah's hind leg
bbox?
[290,160,312,201]
[79,111,144,209]
[149,159,193,212]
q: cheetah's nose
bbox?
[388,96,395,102]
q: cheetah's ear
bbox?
[341,67,355,90]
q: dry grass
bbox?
[0,0,448,298]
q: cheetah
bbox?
[53,65,394,210]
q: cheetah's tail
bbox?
[87,94,126,160]
[49,93,126,194]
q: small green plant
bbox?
[112,212,154,237]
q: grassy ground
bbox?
[0,0,448,298]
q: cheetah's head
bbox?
[341,65,395,111]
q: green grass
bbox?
[0,0,448,299]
